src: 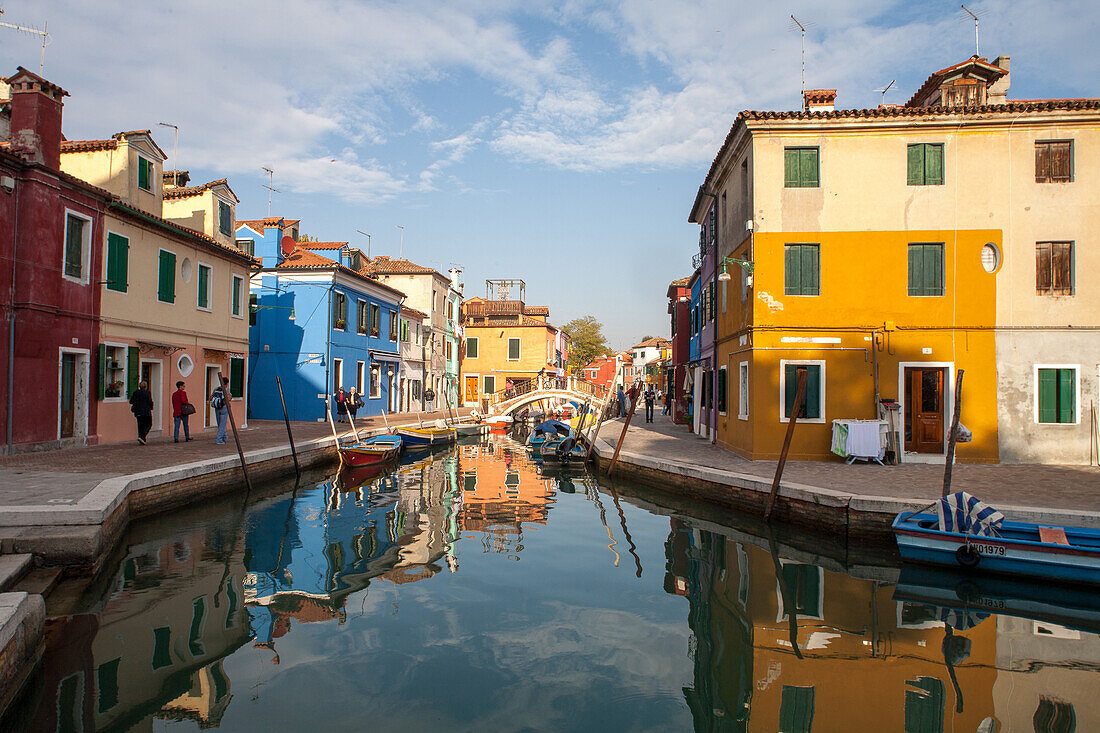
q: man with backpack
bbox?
[211,377,230,445]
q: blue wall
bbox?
[689,275,701,363]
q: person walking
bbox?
[211,377,230,445]
[616,385,626,417]
[644,387,656,423]
[129,381,154,444]
[348,387,363,420]
[171,381,193,442]
[335,387,347,423]
[661,388,670,416]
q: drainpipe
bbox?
[6,175,19,454]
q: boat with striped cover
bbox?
[395,426,457,448]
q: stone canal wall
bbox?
[0,592,45,715]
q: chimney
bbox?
[988,55,1011,105]
[6,67,67,170]
[803,89,837,113]
[448,267,464,294]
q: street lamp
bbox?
[717,256,754,282]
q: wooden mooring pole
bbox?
[275,375,301,478]
[607,382,641,477]
[764,367,807,522]
[942,369,964,497]
[222,385,253,493]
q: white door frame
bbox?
[140,358,164,432]
[57,347,90,443]
[205,364,220,428]
[897,361,954,462]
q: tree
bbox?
[562,315,609,368]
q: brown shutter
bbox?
[1035,143,1050,183]
[1036,243,1051,294]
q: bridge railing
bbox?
[484,375,608,409]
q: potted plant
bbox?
[105,380,124,398]
[335,318,347,329]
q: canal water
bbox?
[5,432,1098,731]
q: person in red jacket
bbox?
[172,381,193,442]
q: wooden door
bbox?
[905,367,945,453]
[464,375,479,404]
[60,354,77,438]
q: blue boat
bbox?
[395,426,457,449]
[526,419,571,449]
[892,492,1100,585]
[538,434,586,463]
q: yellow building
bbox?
[459,280,567,408]
[696,55,1100,463]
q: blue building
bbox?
[238,219,405,421]
[687,269,702,428]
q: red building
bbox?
[579,353,619,391]
[666,276,691,424]
[1,67,110,451]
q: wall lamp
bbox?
[717,256,754,281]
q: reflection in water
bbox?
[8,433,1100,731]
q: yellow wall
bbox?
[717,229,999,462]
[461,324,556,399]
[61,137,165,216]
[162,188,238,249]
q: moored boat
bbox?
[339,433,403,467]
[538,435,586,463]
[396,426,457,448]
[892,492,1100,585]
[453,422,489,436]
[526,419,571,449]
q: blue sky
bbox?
[2,0,1096,348]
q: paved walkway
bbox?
[0,411,469,507]
[596,414,1100,512]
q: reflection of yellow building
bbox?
[156,660,234,728]
[457,439,555,547]
[665,520,999,731]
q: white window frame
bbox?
[355,298,368,335]
[738,361,749,420]
[483,374,497,395]
[356,361,365,395]
[137,154,155,193]
[775,559,825,622]
[231,274,245,319]
[507,337,521,362]
[778,359,826,424]
[1033,363,1080,425]
[718,365,728,416]
[196,261,213,312]
[369,363,381,399]
[102,342,130,403]
[466,336,479,359]
[62,209,93,285]
[332,292,347,331]
[332,358,343,390]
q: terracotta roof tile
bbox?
[400,306,429,320]
[60,139,118,153]
[277,246,408,299]
[905,55,1007,108]
[163,178,238,202]
[298,241,348,250]
[362,256,438,276]
[108,200,256,266]
[237,217,301,231]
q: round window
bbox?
[181,257,193,283]
[980,243,1000,273]
[177,353,194,377]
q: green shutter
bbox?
[804,364,821,418]
[188,598,205,656]
[138,158,150,191]
[249,294,257,326]
[785,246,801,294]
[106,234,128,292]
[198,266,209,308]
[97,343,107,400]
[1058,369,1075,423]
[1038,369,1057,423]
[232,277,241,315]
[64,215,84,278]
[97,658,121,713]
[923,245,943,295]
[718,368,727,412]
[802,245,819,295]
[801,148,819,187]
[926,144,944,185]
[230,357,244,398]
[905,677,945,733]
[779,685,815,733]
[158,250,175,302]
[784,149,799,187]
[127,346,140,397]
[907,144,924,185]
[908,245,922,296]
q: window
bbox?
[63,212,90,282]
[249,294,258,326]
[1033,697,1076,733]
[412,379,420,400]
[784,147,819,188]
[980,243,1000,273]
[484,375,496,394]
[1035,140,1073,183]
[152,627,172,669]
[218,200,232,236]
[333,292,347,329]
[709,282,716,320]
[369,364,380,398]
[236,239,255,257]
[357,300,368,334]
[229,357,244,398]
[356,361,365,394]
[781,362,823,422]
[138,156,153,192]
[717,366,727,414]
[97,658,121,713]
[333,358,343,390]
[400,318,409,342]
[466,336,479,358]
[446,340,452,359]
[197,263,212,310]
[784,244,820,295]
[904,677,945,733]
[779,686,815,733]
[908,243,944,296]
[389,311,398,341]
[738,362,749,419]
[98,343,132,400]
[231,275,243,317]
[907,143,944,185]
[188,597,206,656]
[1036,242,1073,295]
[105,232,129,292]
[779,563,822,617]
[157,249,177,303]
[1037,367,1076,424]
[370,303,380,337]
[508,337,520,361]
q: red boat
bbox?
[338,434,403,467]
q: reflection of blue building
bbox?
[238,219,405,420]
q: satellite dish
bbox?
[280,235,296,256]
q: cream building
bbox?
[61,131,254,443]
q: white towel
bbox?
[845,421,883,459]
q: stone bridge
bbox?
[487,375,608,416]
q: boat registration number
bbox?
[971,543,1006,556]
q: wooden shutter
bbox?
[907,144,924,185]
[924,245,943,295]
[97,344,107,400]
[904,677,945,733]
[802,245,819,295]
[804,364,821,418]
[785,245,800,294]
[908,245,922,296]
[717,368,727,412]
[127,346,139,397]
[1052,243,1072,295]
[508,338,520,360]
[64,216,84,278]
[197,266,209,308]
[1035,142,1051,183]
[229,357,244,398]
[1058,369,1075,423]
[800,149,819,187]
[232,277,241,315]
[925,144,943,185]
[784,149,799,187]
[779,686,815,733]
[1052,141,1072,182]
[1038,369,1057,422]
[158,251,175,302]
[1036,243,1051,293]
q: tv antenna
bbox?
[961,5,980,57]
[788,15,815,96]
[356,230,371,258]
[0,11,50,75]
[874,80,896,106]
[261,166,280,217]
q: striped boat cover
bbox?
[936,491,1005,537]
